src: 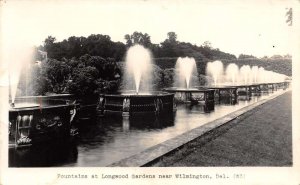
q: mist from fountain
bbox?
[257,67,266,83]
[173,57,198,89]
[123,44,153,94]
[206,60,223,86]
[208,62,287,86]
[251,66,259,84]
[225,63,239,85]
[6,47,35,104]
[240,65,251,85]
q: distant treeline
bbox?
[37,31,292,76]
[39,32,236,61]
[23,31,291,97]
[154,57,292,76]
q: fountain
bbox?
[173,57,198,89]
[123,45,153,94]
[233,65,254,96]
[162,57,214,111]
[205,61,237,104]
[8,46,78,148]
[240,65,251,85]
[229,65,290,96]
[9,95,78,147]
[6,47,34,106]
[246,66,260,95]
[257,67,265,83]
[97,45,174,117]
[203,60,289,101]
[226,63,239,85]
[251,66,259,84]
[206,60,224,86]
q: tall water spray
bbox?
[258,67,265,83]
[225,63,239,85]
[240,65,251,85]
[174,57,198,89]
[206,60,223,86]
[6,46,34,104]
[251,66,259,84]
[123,45,153,94]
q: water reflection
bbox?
[238,95,252,101]
[9,90,284,167]
[126,115,175,130]
[180,104,213,114]
[9,140,78,167]
[215,97,238,105]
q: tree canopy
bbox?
[25,31,291,98]
[43,34,126,61]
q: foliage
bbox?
[67,66,99,98]
[66,54,121,98]
[29,32,292,98]
[27,53,121,98]
[238,54,257,59]
[43,32,237,63]
[43,34,126,61]
[124,31,152,48]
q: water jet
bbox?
[98,45,174,117]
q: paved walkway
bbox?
[151,91,292,166]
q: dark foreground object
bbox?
[151,91,292,166]
[9,95,77,148]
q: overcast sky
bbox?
[1,0,295,58]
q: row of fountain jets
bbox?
[9,44,288,101]
[206,60,287,87]
[124,45,288,93]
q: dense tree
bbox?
[238,54,257,59]
[44,36,56,48]
[64,55,121,98]
[43,36,60,59]
[42,59,71,93]
[161,68,175,87]
[124,31,152,48]
[160,32,180,57]
[166,32,177,43]
[67,66,99,98]
[42,34,126,61]
[270,55,283,59]
[202,41,212,49]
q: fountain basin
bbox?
[226,83,274,95]
[9,95,78,148]
[163,87,215,112]
[97,91,175,117]
[203,86,238,101]
[201,86,238,105]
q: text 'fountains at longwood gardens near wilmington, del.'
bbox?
[97,44,175,117]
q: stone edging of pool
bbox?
[107,90,290,167]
